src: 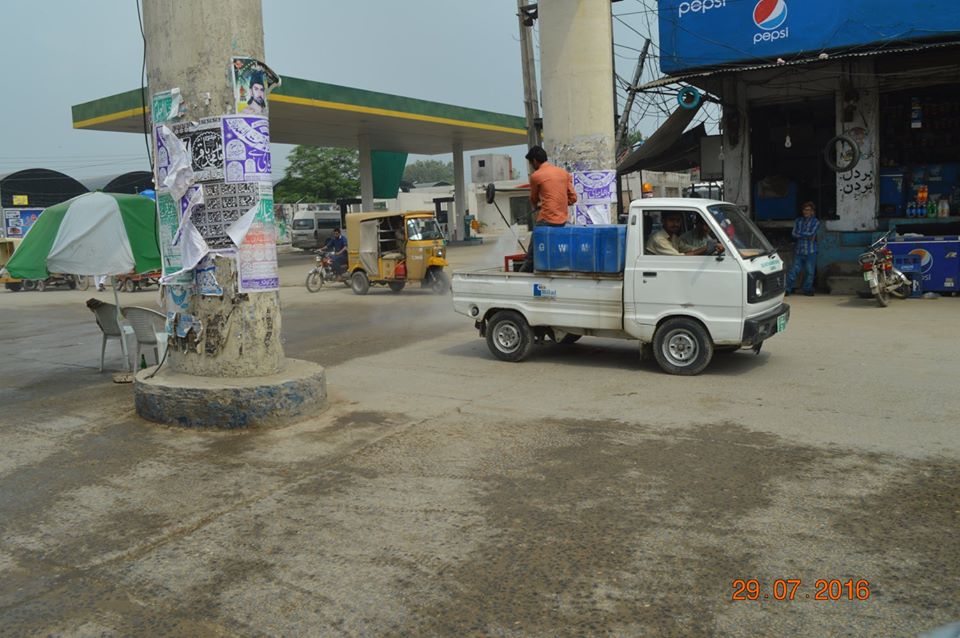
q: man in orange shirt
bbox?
[521,146,578,272]
[526,145,577,226]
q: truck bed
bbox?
[452,268,625,332]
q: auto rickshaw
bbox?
[0,238,24,291]
[344,211,449,295]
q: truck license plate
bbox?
[776,314,788,333]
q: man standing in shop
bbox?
[520,145,577,272]
[785,201,820,296]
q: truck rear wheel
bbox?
[653,317,713,376]
[486,310,534,362]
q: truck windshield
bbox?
[406,218,444,241]
[707,204,774,258]
[292,219,315,230]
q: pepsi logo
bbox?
[909,248,933,273]
[753,0,787,30]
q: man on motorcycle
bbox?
[322,228,348,276]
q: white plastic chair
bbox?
[87,300,134,372]
[121,306,167,367]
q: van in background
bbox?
[291,204,341,250]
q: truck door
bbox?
[626,208,744,343]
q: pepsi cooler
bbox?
[888,235,959,293]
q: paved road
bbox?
[1,244,958,636]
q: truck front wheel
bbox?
[653,317,714,376]
[486,310,534,362]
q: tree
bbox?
[274,146,359,203]
[623,130,645,151]
[403,159,454,184]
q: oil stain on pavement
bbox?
[388,420,959,637]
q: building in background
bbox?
[651,0,960,287]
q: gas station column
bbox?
[358,133,374,212]
[452,141,466,241]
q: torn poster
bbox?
[574,204,612,226]
[151,88,182,124]
[231,57,280,116]
[155,125,193,200]
[174,313,203,339]
[195,255,223,296]
[156,192,193,284]
[572,170,617,225]
[191,181,260,249]
[236,185,279,292]
[171,117,224,182]
[222,115,271,183]
[161,213,210,283]
[171,184,202,247]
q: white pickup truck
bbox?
[452,198,790,375]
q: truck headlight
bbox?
[755,279,763,297]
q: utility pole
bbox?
[518,1,542,149]
[615,38,650,218]
[137,0,325,428]
[616,39,650,152]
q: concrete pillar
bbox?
[358,134,374,212]
[452,141,465,241]
[136,0,325,430]
[538,0,616,172]
[832,59,878,231]
[721,76,751,212]
[143,0,282,378]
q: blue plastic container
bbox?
[533,225,627,273]
[532,226,574,271]
[592,225,628,273]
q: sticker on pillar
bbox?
[222,115,271,183]
[236,184,279,292]
[231,57,280,116]
[573,170,617,225]
[195,255,223,296]
[151,88,183,124]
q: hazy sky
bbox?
[0,1,678,184]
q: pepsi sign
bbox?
[657,0,960,74]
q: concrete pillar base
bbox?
[134,358,327,429]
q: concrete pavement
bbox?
[1,243,958,636]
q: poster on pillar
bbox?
[191,181,260,250]
[171,118,224,183]
[231,57,280,116]
[156,192,194,285]
[236,184,279,293]
[572,170,617,225]
[222,115,271,183]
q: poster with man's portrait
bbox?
[231,57,280,116]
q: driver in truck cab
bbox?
[646,211,723,256]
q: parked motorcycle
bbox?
[859,233,911,307]
[305,250,345,292]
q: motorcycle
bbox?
[305,250,345,292]
[859,233,911,307]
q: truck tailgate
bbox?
[452,270,624,331]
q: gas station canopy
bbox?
[71,76,527,154]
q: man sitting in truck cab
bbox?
[646,211,723,256]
